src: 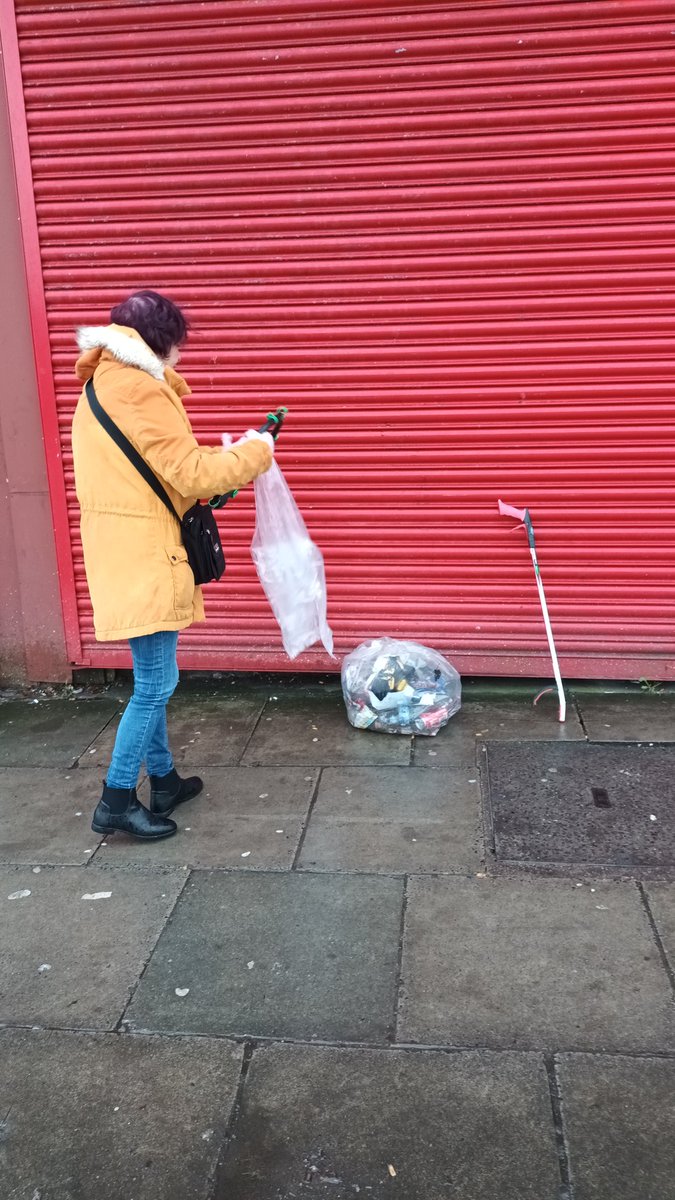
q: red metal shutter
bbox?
[4,0,675,678]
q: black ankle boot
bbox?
[92,782,177,840]
[149,768,204,816]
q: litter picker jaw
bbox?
[497,499,567,722]
[209,407,289,511]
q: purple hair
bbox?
[110,290,189,359]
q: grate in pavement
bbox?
[486,741,675,867]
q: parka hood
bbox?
[74,323,191,396]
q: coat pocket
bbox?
[165,545,194,614]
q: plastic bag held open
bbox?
[251,460,334,660]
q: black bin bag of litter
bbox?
[341,637,461,736]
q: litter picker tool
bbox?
[497,500,566,722]
[209,407,288,511]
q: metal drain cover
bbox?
[486,742,675,867]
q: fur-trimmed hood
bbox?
[71,321,272,643]
[74,323,190,395]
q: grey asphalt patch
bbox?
[0,768,102,864]
[96,767,317,869]
[398,876,675,1052]
[126,870,403,1042]
[487,742,675,867]
[215,1043,560,1200]
[0,1027,243,1200]
[242,688,411,766]
[298,766,483,873]
[0,699,121,768]
[558,1054,675,1200]
[0,866,185,1029]
[574,692,675,742]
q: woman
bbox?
[72,290,273,841]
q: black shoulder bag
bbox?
[86,377,226,585]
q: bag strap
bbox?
[85,377,180,523]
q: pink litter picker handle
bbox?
[497,500,527,523]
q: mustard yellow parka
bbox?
[72,324,272,642]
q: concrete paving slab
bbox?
[0,698,121,768]
[574,691,675,742]
[0,1028,243,1200]
[642,883,675,970]
[487,742,675,868]
[0,768,104,864]
[0,865,185,1029]
[96,768,316,869]
[298,766,483,874]
[79,691,266,770]
[558,1053,675,1200]
[242,687,412,766]
[215,1043,560,1200]
[398,876,675,1052]
[414,699,585,769]
[126,871,403,1041]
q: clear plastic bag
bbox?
[252,460,334,660]
[341,637,461,735]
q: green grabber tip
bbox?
[266,406,289,425]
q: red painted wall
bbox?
[0,58,68,683]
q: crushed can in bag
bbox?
[341,637,461,736]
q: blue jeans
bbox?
[106,631,179,790]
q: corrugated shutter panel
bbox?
[8,0,675,676]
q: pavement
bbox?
[1,676,674,1199]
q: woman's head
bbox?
[110,290,189,362]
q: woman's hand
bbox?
[233,429,275,452]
